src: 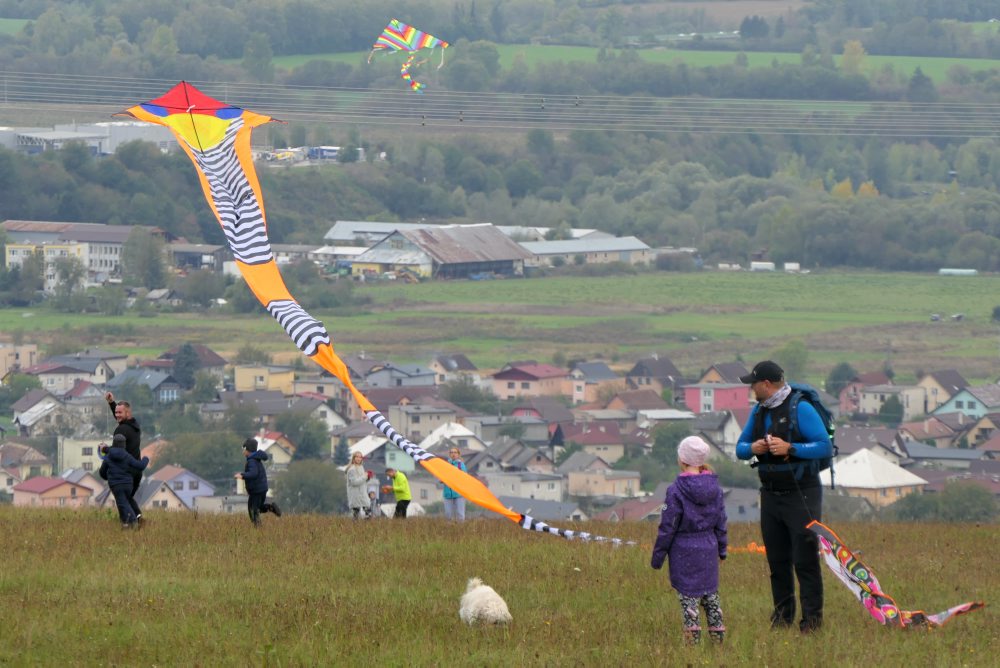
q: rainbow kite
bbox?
[368,19,449,92]
[120,82,628,545]
[808,521,984,628]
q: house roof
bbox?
[493,364,566,381]
[555,450,609,475]
[520,236,650,255]
[570,361,619,382]
[899,417,956,441]
[418,422,480,450]
[609,389,670,411]
[63,379,99,399]
[692,411,732,431]
[107,368,176,391]
[562,422,623,445]
[149,464,188,483]
[0,442,50,467]
[433,354,477,372]
[901,441,986,461]
[627,355,683,381]
[835,425,901,456]
[511,396,575,424]
[922,369,968,395]
[11,389,54,412]
[400,224,533,264]
[13,476,82,494]
[133,478,185,507]
[141,438,171,464]
[965,384,1000,408]
[359,386,440,412]
[819,449,928,489]
[23,359,104,375]
[159,344,228,368]
[855,371,892,385]
[703,362,749,384]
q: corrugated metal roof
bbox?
[401,225,533,263]
[521,236,651,255]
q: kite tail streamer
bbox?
[122,82,631,545]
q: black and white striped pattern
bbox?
[367,410,435,462]
[265,300,331,357]
[521,515,634,545]
[186,119,273,265]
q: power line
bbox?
[2,70,1000,138]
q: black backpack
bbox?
[786,382,839,489]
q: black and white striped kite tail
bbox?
[366,410,436,462]
[520,515,636,546]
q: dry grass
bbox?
[0,507,994,666]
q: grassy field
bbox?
[0,18,27,35]
[5,271,1000,385]
[273,43,1000,84]
[0,508,993,665]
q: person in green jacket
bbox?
[385,467,411,518]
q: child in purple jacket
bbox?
[651,436,728,645]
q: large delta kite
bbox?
[808,521,983,629]
[121,82,626,544]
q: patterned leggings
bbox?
[677,592,725,643]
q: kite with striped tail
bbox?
[121,82,631,545]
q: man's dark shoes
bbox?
[271,502,282,517]
[799,617,823,634]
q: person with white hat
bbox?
[651,436,728,645]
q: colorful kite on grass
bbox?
[368,19,449,92]
[120,82,629,545]
[807,520,984,628]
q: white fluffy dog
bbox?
[459,577,512,626]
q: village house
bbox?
[1,441,52,492]
[155,344,228,381]
[149,465,216,509]
[60,468,107,504]
[934,384,1000,421]
[858,384,925,421]
[566,469,641,498]
[838,370,892,416]
[898,416,959,449]
[465,415,551,446]
[555,451,611,476]
[625,354,685,397]
[606,388,671,413]
[343,386,440,423]
[561,422,627,464]
[481,471,563,502]
[901,440,988,470]
[0,342,38,378]
[365,363,437,389]
[99,478,188,513]
[566,361,626,404]
[106,368,181,404]
[680,383,750,413]
[387,402,460,441]
[234,365,296,394]
[820,449,927,508]
[697,362,749,385]
[491,363,569,401]
[691,411,745,458]
[428,354,479,385]
[13,476,92,508]
[916,369,968,415]
[21,357,114,394]
[418,422,487,454]
[520,236,654,268]
[57,437,109,474]
[499,495,588,522]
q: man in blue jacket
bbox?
[736,360,832,634]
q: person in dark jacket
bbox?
[98,434,150,529]
[105,392,143,523]
[735,360,832,634]
[651,436,728,645]
[235,438,281,526]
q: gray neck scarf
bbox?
[761,383,791,409]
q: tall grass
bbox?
[0,508,993,666]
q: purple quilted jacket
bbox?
[650,472,728,597]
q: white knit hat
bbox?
[677,436,710,467]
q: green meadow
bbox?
[272,43,1000,84]
[0,18,27,36]
[5,271,1000,383]
[0,508,993,666]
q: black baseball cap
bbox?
[740,360,784,384]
